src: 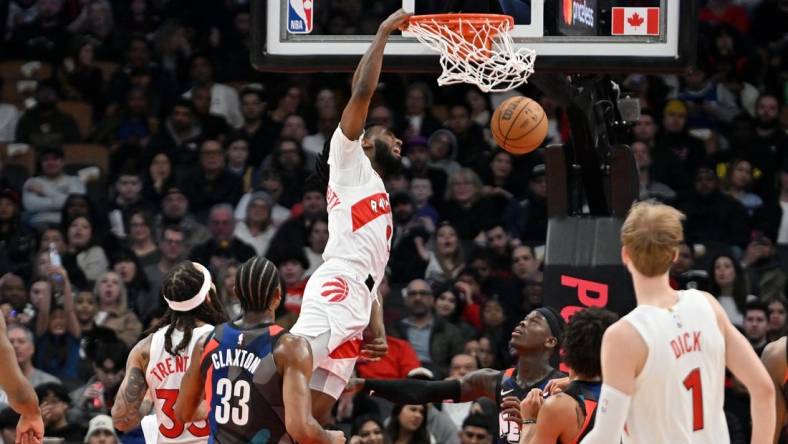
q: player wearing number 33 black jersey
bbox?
[112,261,227,443]
[174,257,345,444]
[579,202,776,444]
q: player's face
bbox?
[371,130,403,170]
[510,311,552,351]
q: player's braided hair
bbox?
[155,261,227,355]
[562,308,619,378]
[235,256,281,312]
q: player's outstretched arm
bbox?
[112,336,152,431]
[0,317,43,444]
[761,337,787,444]
[705,293,775,444]
[340,9,411,141]
[276,334,345,444]
[579,321,645,444]
[174,333,211,424]
[347,368,501,404]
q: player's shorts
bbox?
[290,259,375,399]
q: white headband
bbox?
[163,262,211,312]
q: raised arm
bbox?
[112,336,151,431]
[49,266,81,338]
[340,9,411,141]
[174,333,211,424]
[705,293,775,444]
[349,368,501,404]
[0,316,43,444]
[276,334,344,444]
[761,338,786,444]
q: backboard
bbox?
[251,0,697,74]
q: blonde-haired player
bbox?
[580,201,775,444]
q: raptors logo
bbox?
[321,277,349,303]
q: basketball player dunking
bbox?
[112,261,226,443]
[289,8,411,423]
[0,313,43,444]
[174,257,344,444]
[761,336,787,443]
[580,202,775,444]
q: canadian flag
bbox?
[611,7,660,36]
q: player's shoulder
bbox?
[331,125,361,147]
[273,333,311,367]
[603,319,647,351]
[762,336,787,362]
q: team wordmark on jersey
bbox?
[351,193,390,231]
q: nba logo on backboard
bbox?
[288,0,313,34]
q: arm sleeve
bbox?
[578,383,631,444]
[328,126,365,171]
[363,378,461,405]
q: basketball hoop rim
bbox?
[407,13,514,32]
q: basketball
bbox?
[490,96,548,155]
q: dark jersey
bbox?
[200,322,291,444]
[562,380,601,444]
[496,366,566,444]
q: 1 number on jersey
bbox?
[682,368,704,431]
[215,378,251,426]
[155,389,209,438]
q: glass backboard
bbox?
[251,0,697,73]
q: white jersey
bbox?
[622,289,728,444]
[323,126,392,292]
[145,324,214,444]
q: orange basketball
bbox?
[490,96,548,155]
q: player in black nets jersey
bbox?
[174,256,345,444]
[348,307,566,444]
[517,308,618,444]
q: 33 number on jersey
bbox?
[214,378,251,426]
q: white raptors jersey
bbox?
[622,289,728,444]
[323,126,392,291]
[146,324,214,444]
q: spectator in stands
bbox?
[155,187,211,254]
[66,0,123,61]
[91,270,141,347]
[483,223,513,280]
[740,94,787,197]
[190,204,255,271]
[303,216,327,276]
[302,107,338,156]
[368,105,398,134]
[442,169,494,241]
[0,325,61,406]
[183,54,242,128]
[743,301,769,355]
[225,136,253,192]
[678,63,740,128]
[8,0,70,62]
[427,129,461,176]
[511,245,542,284]
[676,166,750,249]
[0,78,20,143]
[385,404,434,444]
[504,164,548,244]
[83,414,119,444]
[708,253,750,327]
[272,248,309,330]
[73,290,98,336]
[183,139,243,220]
[722,159,763,215]
[669,241,709,290]
[0,152,28,193]
[58,37,104,119]
[111,249,157,325]
[424,222,464,285]
[65,215,109,282]
[388,190,430,284]
[390,279,465,379]
[441,354,480,428]
[458,414,494,444]
[410,176,439,226]
[405,137,447,203]
[766,296,787,342]
[632,141,676,203]
[35,226,87,288]
[190,84,230,141]
[401,82,442,138]
[16,81,81,149]
[235,86,276,167]
[233,169,290,226]
[22,146,86,227]
[741,234,787,299]
[698,0,749,34]
[634,110,690,193]
[233,191,277,256]
[655,100,707,179]
[0,188,36,276]
[142,151,177,205]
[111,168,149,226]
[267,178,326,255]
[350,415,387,444]
[143,224,184,296]
[263,138,309,208]
[106,36,177,116]
[126,209,159,266]
[446,103,488,168]
[148,99,203,167]
[70,343,126,423]
[93,88,156,171]
[36,382,86,443]
[280,114,309,147]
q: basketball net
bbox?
[407,14,535,93]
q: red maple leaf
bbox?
[628,12,644,27]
